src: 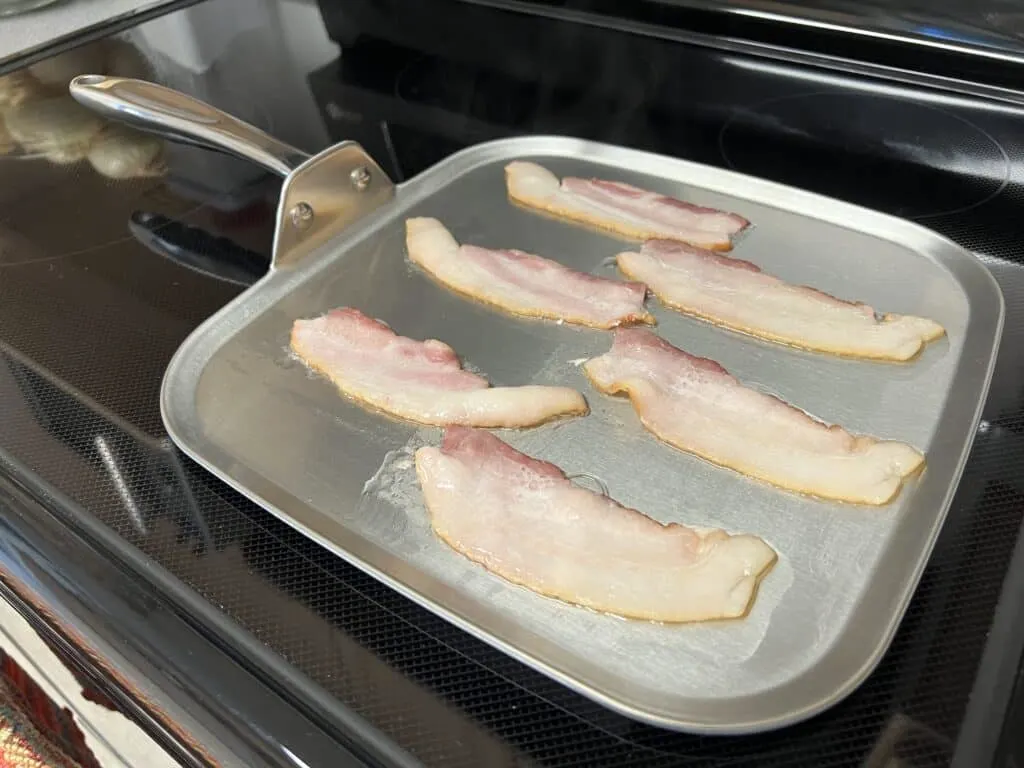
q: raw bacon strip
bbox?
[405,217,653,329]
[416,427,776,622]
[505,161,749,251]
[583,329,924,505]
[619,240,946,361]
[290,308,587,427]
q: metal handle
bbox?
[69,75,309,177]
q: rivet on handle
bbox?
[350,166,371,191]
[289,202,314,229]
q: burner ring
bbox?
[718,91,1010,220]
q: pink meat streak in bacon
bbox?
[505,160,748,250]
[415,426,776,622]
[405,217,653,329]
[583,328,924,505]
[290,308,587,427]
[618,240,945,361]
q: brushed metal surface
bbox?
[160,135,1003,734]
[272,143,394,270]
[69,76,397,272]
[70,75,311,177]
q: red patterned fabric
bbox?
[0,650,100,768]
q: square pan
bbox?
[161,136,1003,733]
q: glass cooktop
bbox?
[1,1,1023,765]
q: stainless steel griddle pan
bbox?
[70,75,1003,735]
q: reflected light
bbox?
[94,434,147,535]
[723,53,1024,118]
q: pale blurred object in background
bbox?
[0,36,165,179]
[0,0,64,18]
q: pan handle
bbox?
[69,75,309,177]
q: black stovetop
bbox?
[2,1,1024,766]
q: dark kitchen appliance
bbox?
[1,0,1024,765]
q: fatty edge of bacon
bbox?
[415,426,777,623]
[289,307,587,428]
[618,239,945,362]
[583,328,925,505]
[405,216,653,329]
[504,160,748,251]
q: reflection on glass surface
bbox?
[0,593,179,767]
[647,0,1024,57]
[0,0,64,18]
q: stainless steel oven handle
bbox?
[69,75,309,177]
